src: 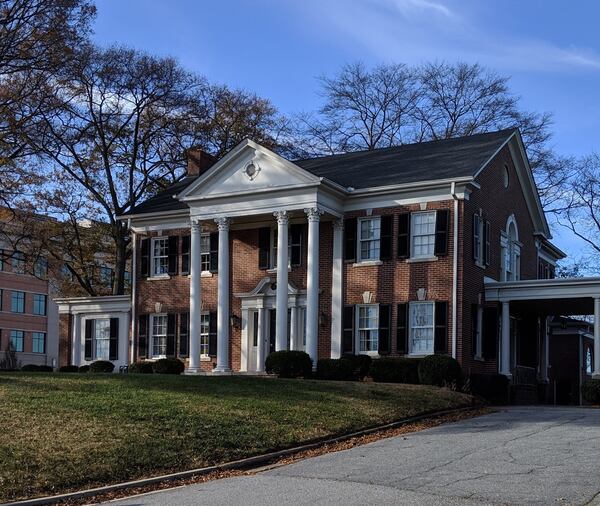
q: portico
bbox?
[485,277,600,380]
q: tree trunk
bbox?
[112,222,129,295]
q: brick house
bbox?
[56,128,600,396]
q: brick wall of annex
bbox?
[460,145,540,375]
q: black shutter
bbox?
[378,305,391,355]
[209,232,219,273]
[258,227,270,269]
[138,314,148,359]
[166,314,176,357]
[484,220,491,266]
[208,311,217,356]
[472,214,480,261]
[344,218,357,262]
[397,213,410,258]
[396,303,408,354]
[178,313,189,357]
[181,235,190,274]
[342,305,355,354]
[380,216,393,260]
[109,317,119,360]
[471,304,479,358]
[290,224,302,266]
[434,301,448,354]
[482,306,498,360]
[84,319,93,360]
[434,209,449,256]
[140,238,150,277]
[167,236,178,275]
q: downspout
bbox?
[451,182,459,360]
[129,220,137,365]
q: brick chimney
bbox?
[186,148,217,177]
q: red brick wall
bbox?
[58,313,72,367]
[461,145,540,375]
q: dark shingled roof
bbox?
[124,129,515,216]
[295,129,515,189]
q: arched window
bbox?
[501,216,520,281]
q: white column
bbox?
[257,307,265,372]
[274,210,289,351]
[331,219,344,358]
[594,297,600,378]
[214,217,231,373]
[188,220,202,373]
[500,301,511,377]
[290,305,298,350]
[305,207,323,369]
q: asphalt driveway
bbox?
[108,407,600,505]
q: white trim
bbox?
[410,210,437,260]
[485,277,600,302]
[355,303,380,356]
[408,301,435,356]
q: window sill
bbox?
[266,267,292,274]
[407,352,434,358]
[406,256,438,263]
[352,260,383,267]
[200,355,212,362]
[474,355,485,362]
[186,271,216,278]
[474,261,487,270]
[147,275,171,281]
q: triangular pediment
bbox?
[178,140,321,201]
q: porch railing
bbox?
[512,365,537,386]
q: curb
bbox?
[4,404,481,506]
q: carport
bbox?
[484,278,600,388]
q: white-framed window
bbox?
[99,266,113,286]
[93,318,111,360]
[151,314,168,358]
[10,330,24,352]
[586,345,593,374]
[473,214,482,263]
[32,331,46,354]
[502,218,520,281]
[200,234,211,272]
[270,229,293,269]
[409,302,434,355]
[151,237,169,276]
[34,257,48,279]
[411,212,436,259]
[358,217,381,261]
[33,294,46,316]
[357,304,379,353]
[200,312,209,356]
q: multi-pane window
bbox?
[11,291,25,313]
[60,264,74,281]
[200,313,210,356]
[34,257,48,278]
[357,305,379,353]
[409,302,434,355]
[586,346,593,375]
[201,234,211,272]
[32,332,46,354]
[99,266,113,286]
[33,294,46,316]
[94,319,111,360]
[270,229,293,269]
[152,238,169,276]
[10,330,24,352]
[151,314,168,358]
[411,212,436,258]
[11,251,25,274]
[358,218,381,261]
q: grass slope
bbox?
[0,373,473,501]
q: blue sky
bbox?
[92,0,600,259]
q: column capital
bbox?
[190,219,202,233]
[332,218,344,231]
[214,217,231,231]
[304,207,324,222]
[274,210,289,225]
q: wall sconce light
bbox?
[230,314,241,329]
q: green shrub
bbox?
[467,374,510,405]
[342,354,372,380]
[129,361,155,374]
[37,365,53,372]
[21,364,40,372]
[78,365,90,373]
[59,365,79,373]
[316,358,355,381]
[370,357,421,384]
[89,360,115,373]
[152,358,184,375]
[582,379,600,404]
[418,355,462,387]
[265,351,312,378]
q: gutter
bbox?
[451,182,459,360]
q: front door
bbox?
[248,310,259,372]
[268,309,276,355]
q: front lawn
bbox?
[0,373,473,501]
